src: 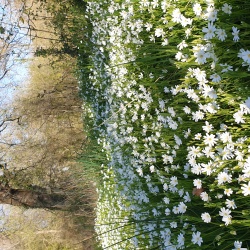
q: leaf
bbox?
[0,26,5,34]
[19,16,25,24]
[224,70,250,79]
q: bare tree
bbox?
[0,0,31,86]
[0,0,88,210]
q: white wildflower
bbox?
[201,212,211,223]
[202,121,213,133]
[233,241,247,250]
[193,3,202,16]
[202,22,216,40]
[200,191,210,202]
[178,202,187,214]
[216,28,227,41]
[224,188,233,196]
[204,133,218,147]
[192,231,203,246]
[226,199,237,209]
[232,26,240,42]
[155,28,165,37]
[221,3,232,15]
[233,110,245,123]
[217,172,232,185]
[241,182,250,196]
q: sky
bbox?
[0,0,31,222]
[0,61,30,105]
[0,0,31,106]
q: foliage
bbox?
[25,0,88,58]
[0,0,99,249]
[0,54,85,190]
[83,0,250,249]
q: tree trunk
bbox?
[0,185,66,209]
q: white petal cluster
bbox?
[84,0,250,249]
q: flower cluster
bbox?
[83,0,250,249]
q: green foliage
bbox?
[33,0,89,59]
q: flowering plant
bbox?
[83,0,250,249]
